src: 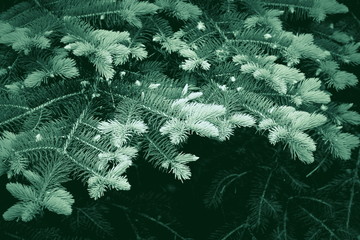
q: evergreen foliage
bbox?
[0,0,359,239]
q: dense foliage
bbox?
[0,0,359,239]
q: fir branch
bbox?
[155,0,202,21]
[3,159,73,221]
[112,203,190,240]
[74,205,114,237]
[299,206,340,240]
[49,0,159,28]
[73,136,104,153]
[280,166,309,191]
[13,144,99,181]
[211,223,250,240]
[62,108,88,152]
[204,170,248,208]
[0,91,83,129]
[295,196,333,209]
[0,104,29,110]
[260,1,312,11]
[350,11,360,27]
[0,1,359,236]
[305,153,331,177]
[248,169,277,230]
[260,0,348,22]
[144,133,174,165]
[346,149,360,229]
